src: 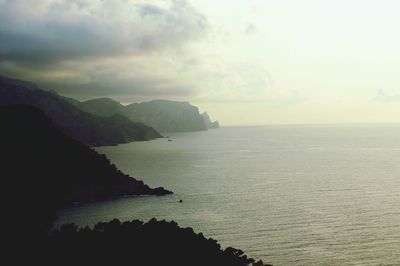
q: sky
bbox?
[1,0,400,125]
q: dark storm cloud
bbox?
[0,0,208,99]
[0,0,207,63]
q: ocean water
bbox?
[57,125,400,265]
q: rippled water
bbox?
[57,125,400,265]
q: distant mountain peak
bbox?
[0,75,40,91]
[84,97,121,104]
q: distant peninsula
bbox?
[79,98,220,133]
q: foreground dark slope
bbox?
[80,98,213,132]
[0,105,171,207]
[0,76,161,146]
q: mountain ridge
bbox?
[0,76,162,146]
[80,97,220,132]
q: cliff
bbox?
[201,112,220,129]
[123,100,208,132]
[79,98,210,133]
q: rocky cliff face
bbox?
[79,98,210,133]
[0,76,161,146]
[123,100,208,132]
[201,112,220,129]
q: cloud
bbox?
[0,0,207,63]
[0,0,211,99]
[38,58,201,100]
[244,23,256,35]
[373,89,400,102]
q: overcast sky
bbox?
[1,0,400,125]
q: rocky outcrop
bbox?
[201,112,220,129]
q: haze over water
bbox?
[58,126,400,265]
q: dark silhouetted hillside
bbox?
[0,105,171,231]
[0,75,161,146]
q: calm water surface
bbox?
[57,125,400,265]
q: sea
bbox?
[57,125,400,265]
